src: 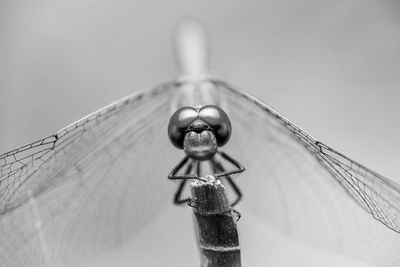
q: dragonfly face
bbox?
[168,105,231,161]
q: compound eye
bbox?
[199,105,231,146]
[168,107,198,149]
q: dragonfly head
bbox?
[168,105,231,160]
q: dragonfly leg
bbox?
[213,151,245,178]
[174,180,191,205]
[168,156,205,181]
[174,160,194,205]
[212,158,243,207]
[224,176,242,207]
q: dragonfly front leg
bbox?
[174,161,194,205]
[212,158,242,207]
[213,151,245,179]
[168,156,204,181]
[174,181,190,205]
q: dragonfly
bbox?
[1,20,400,267]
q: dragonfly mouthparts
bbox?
[187,119,210,133]
[183,130,217,160]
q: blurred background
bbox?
[1,0,399,266]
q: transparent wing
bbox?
[0,82,181,266]
[215,80,400,267]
